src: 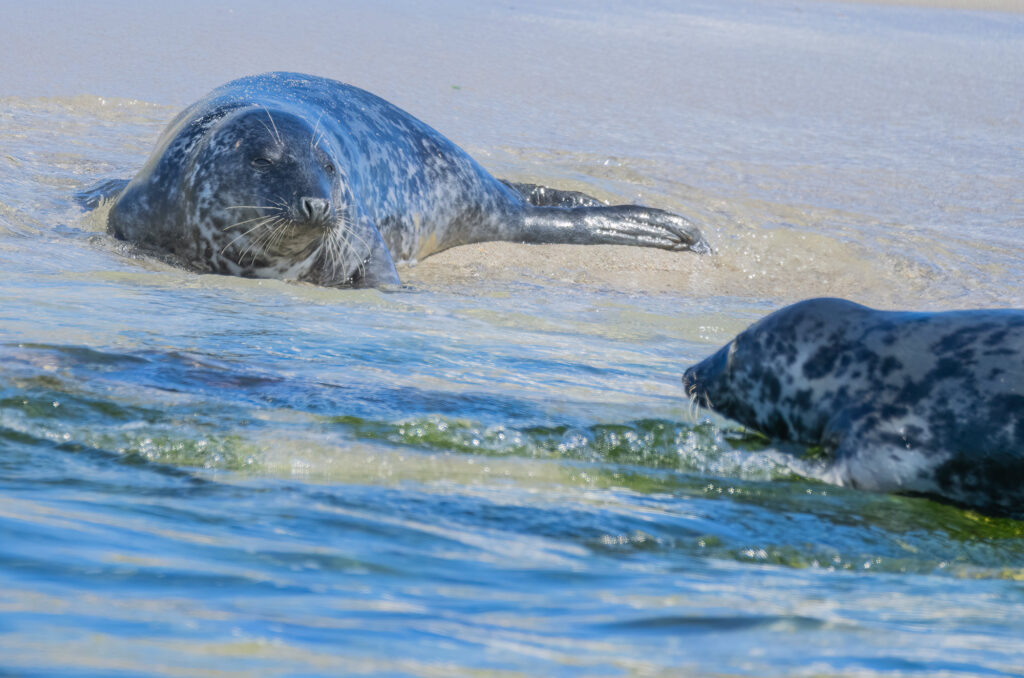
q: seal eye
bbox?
[323,162,335,176]
[251,157,273,170]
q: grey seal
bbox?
[682,297,1024,515]
[87,72,709,287]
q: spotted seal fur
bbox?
[92,72,709,287]
[682,297,1024,515]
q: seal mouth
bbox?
[220,193,371,285]
[218,201,334,267]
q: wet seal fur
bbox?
[92,72,710,288]
[682,298,1024,515]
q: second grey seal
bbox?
[682,297,1024,515]
[90,72,710,288]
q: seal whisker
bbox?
[261,106,283,146]
[331,225,361,280]
[257,120,281,149]
[267,218,295,252]
[316,237,331,276]
[260,217,289,249]
[323,225,341,274]
[225,213,286,230]
[240,216,285,260]
[318,236,340,283]
[335,218,374,280]
[220,217,275,255]
[339,218,373,259]
[259,223,283,256]
[331,220,351,272]
[333,227,355,278]
[225,198,291,257]
[309,112,324,150]
[240,219,283,265]
[232,223,272,263]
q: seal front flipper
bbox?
[518,204,711,254]
[346,222,401,289]
[74,178,130,210]
[826,429,949,501]
[319,216,400,288]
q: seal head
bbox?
[110,103,398,287]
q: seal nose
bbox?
[300,197,330,224]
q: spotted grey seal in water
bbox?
[682,298,1024,515]
[91,72,709,287]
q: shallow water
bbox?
[1,0,1023,676]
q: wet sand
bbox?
[406,242,710,294]
[2,0,1018,311]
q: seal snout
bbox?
[681,366,699,395]
[683,341,736,414]
[681,362,709,404]
[682,363,717,421]
[300,196,332,226]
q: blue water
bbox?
[4,328,1024,676]
[2,0,1024,675]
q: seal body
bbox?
[682,298,1024,514]
[105,72,709,287]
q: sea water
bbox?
[1,1,1022,675]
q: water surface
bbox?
[1,1,1023,675]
